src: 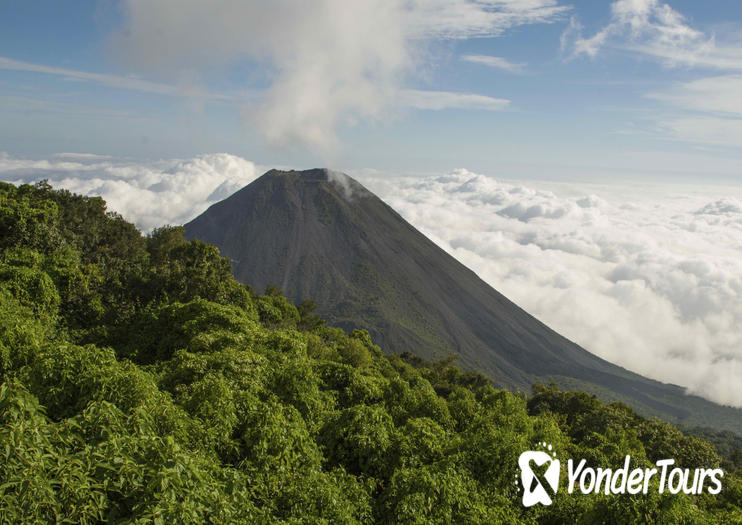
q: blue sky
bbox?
[2,0,742,182]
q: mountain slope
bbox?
[3,180,739,523]
[184,168,742,433]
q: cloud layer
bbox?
[3,153,741,408]
[362,169,742,408]
[113,0,568,149]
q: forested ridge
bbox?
[0,180,740,523]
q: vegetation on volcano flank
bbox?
[0,180,740,523]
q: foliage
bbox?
[0,181,739,523]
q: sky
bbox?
[1,0,742,181]
[2,1,742,408]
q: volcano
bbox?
[185,168,742,433]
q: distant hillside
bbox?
[185,168,742,434]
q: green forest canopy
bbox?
[0,180,740,523]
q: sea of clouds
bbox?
[361,170,742,409]
[2,152,741,408]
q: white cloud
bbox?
[643,75,742,147]
[648,75,742,117]
[696,198,742,216]
[399,89,510,111]
[653,116,742,148]
[461,54,526,73]
[404,0,569,39]
[564,2,742,149]
[360,168,742,408]
[565,0,717,67]
[112,0,568,149]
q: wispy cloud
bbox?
[406,0,570,39]
[644,75,742,147]
[642,73,742,148]
[647,75,742,117]
[653,116,742,148]
[399,89,510,111]
[461,54,526,73]
[561,1,742,149]
[0,56,233,100]
[562,0,742,70]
